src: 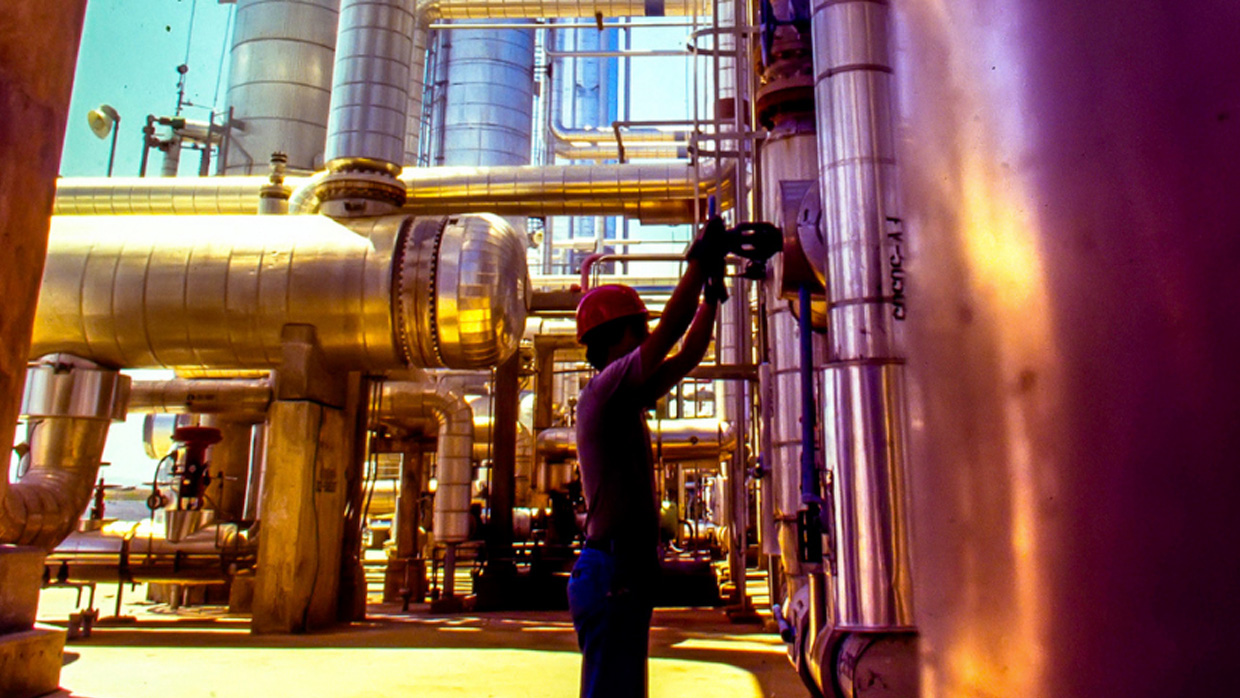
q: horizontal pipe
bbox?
[54,162,732,224]
[31,213,528,371]
[552,142,689,161]
[127,378,273,415]
[428,20,697,30]
[546,48,688,58]
[418,0,710,20]
[538,419,736,462]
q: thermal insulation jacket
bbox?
[30,214,528,371]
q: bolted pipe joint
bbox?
[0,355,130,550]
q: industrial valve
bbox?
[721,221,784,263]
[170,426,222,511]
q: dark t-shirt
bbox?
[576,347,659,572]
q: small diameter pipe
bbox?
[579,252,684,290]
[799,285,819,505]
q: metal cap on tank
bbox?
[396,213,529,369]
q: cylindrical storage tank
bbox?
[223,0,339,174]
[439,22,536,168]
[324,0,417,170]
[31,214,527,370]
[895,1,1240,696]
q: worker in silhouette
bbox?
[569,216,729,698]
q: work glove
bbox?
[686,215,729,271]
[704,273,729,304]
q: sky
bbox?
[47,3,708,487]
[61,0,233,177]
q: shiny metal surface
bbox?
[32,214,527,370]
[33,215,404,370]
[224,0,339,174]
[396,214,529,368]
[378,381,474,543]
[811,0,914,634]
[128,378,273,416]
[813,0,900,360]
[895,1,1240,695]
[537,419,737,463]
[395,162,730,223]
[53,176,291,215]
[1,360,129,550]
[419,0,709,20]
[57,161,730,223]
[325,0,418,169]
[823,362,913,630]
[440,21,535,167]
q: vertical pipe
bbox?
[798,286,818,504]
[811,0,914,631]
[488,351,521,560]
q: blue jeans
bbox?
[567,548,654,698]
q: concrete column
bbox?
[199,416,254,523]
[252,327,355,634]
[0,5,88,695]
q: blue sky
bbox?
[61,0,233,177]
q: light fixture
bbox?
[86,104,121,176]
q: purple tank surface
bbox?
[893,1,1240,695]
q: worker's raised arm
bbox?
[640,292,720,403]
[639,217,728,372]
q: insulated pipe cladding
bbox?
[1,356,130,549]
[30,213,528,371]
[377,381,474,543]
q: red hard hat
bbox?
[576,284,648,343]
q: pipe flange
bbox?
[394,218,447,368]
[314,171,407,209]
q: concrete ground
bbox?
[35,571,810,698]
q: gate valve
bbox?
[724,222,784,263]
[171,426,222,510]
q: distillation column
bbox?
[222,0,340,173]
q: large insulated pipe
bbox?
[405,0,712,163]
[378,382,473,543]
[54,162,729,223]
[811,0,913,631]
[897,1,1240,695]
[223,0,340,174]
[1,357,130,550]
[30,213,527,371]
